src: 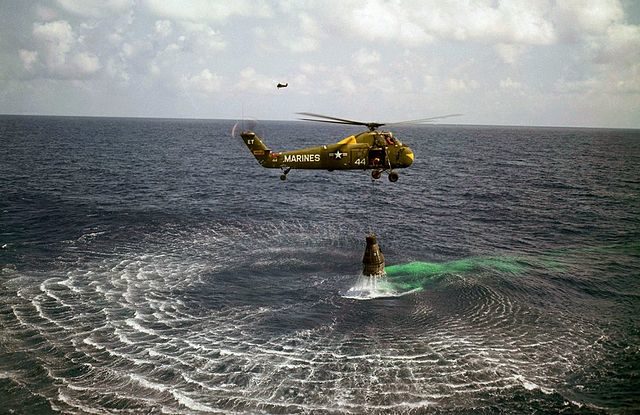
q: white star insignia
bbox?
[331,151,346,159]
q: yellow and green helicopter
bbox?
[233,112,460,182]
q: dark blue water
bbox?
[1,115,639,414]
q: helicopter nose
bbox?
[402,148,414,167]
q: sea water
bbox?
[1,115,639,413]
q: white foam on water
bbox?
[125,318,160,337]
[113,328,134,345]
[171,390,217,413]
[82,336,154,366]
[57,389,104,415]
[130,373,217,413]
[59,275,82,293]
[147,347,193,368]
[513,374,555,395]
[341,274,418,299]
[129,373,166,392]
[2,220,615,414]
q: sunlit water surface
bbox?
[1,116,639,414]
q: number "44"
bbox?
[354,158,366,166]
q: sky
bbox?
[1,0,639,128]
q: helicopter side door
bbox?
[367,148,386,169]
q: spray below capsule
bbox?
[342,234,403,299]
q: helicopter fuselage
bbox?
[239,129,414,181]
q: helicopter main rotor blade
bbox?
[298,112,387,131]
[390,113,463,125]
[297,112,367,125]
[297,111,462,131]
[298,117,358,125]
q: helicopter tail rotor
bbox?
[231,119,258,139]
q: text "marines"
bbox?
[283,154,320,163]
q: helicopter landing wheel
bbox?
[372,170,382,180]
[388,171,399,182]
[280,167,291,181]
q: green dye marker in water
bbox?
[385,257,528,291]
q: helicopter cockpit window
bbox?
[382,132,398,146]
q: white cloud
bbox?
[179,21,226,53]
[180,69,222,94]
[556,62,640,95]
[353,49,381,67]
[324,72,357,94]
[142,0,272,22]
[447,77,479,92]
[155,20,173,38]
[295,62,365,95]
[281,13,321,52]
[348,49,414,93]
[593,23,640,65]
[423,74,434,87]
[31,20,101,79]
[500,77,523,90]
[500,1,556,44]
[348,0,432,45]
[2,0,638,127]
[105,56,130,82]
[553,0,624,40]
[56,0,134,18]
[329,0,557,47]
[237,67,276,93]
[69,52,101,75]
[495,43,526,64]
[35,5,59,21]
[33,20,75,68]
[121,41,143,59]
[19,49,39,71]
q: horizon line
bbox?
[1,112,638,131]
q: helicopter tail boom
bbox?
[240,131,273,165]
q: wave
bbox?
[2,217,637,413]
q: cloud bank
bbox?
[1,0,638,128]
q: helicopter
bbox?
[233,112,461,182]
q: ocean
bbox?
[1,115,639,414]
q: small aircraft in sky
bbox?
[276,82,288,89]
[232,112,461,182]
